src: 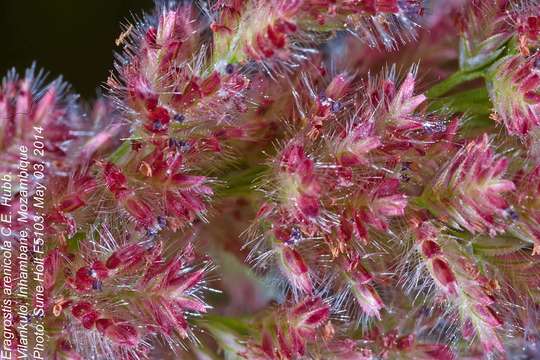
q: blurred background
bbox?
[0,0,153,98]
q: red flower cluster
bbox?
[4,1,540,359]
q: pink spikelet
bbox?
[425,134,515,236]
[511,165,540,255]
[341,178,407,243]
[344,257,385,319]
[488,54,540,136]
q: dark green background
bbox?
[1,0,153,98]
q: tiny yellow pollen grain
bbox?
[323,321,335,340]
[330,245,339,258]
[59,232,67,247]
[139,161,153,177]
[116,24,134,47]
[533,243,540,256]
[53,298,65,317]
[518,36,530,57]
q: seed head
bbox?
[427,134,515,236]
[488,54,540,136]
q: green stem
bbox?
[107,140,131,164]
[216,164,268,197]
[426,69,485,99]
